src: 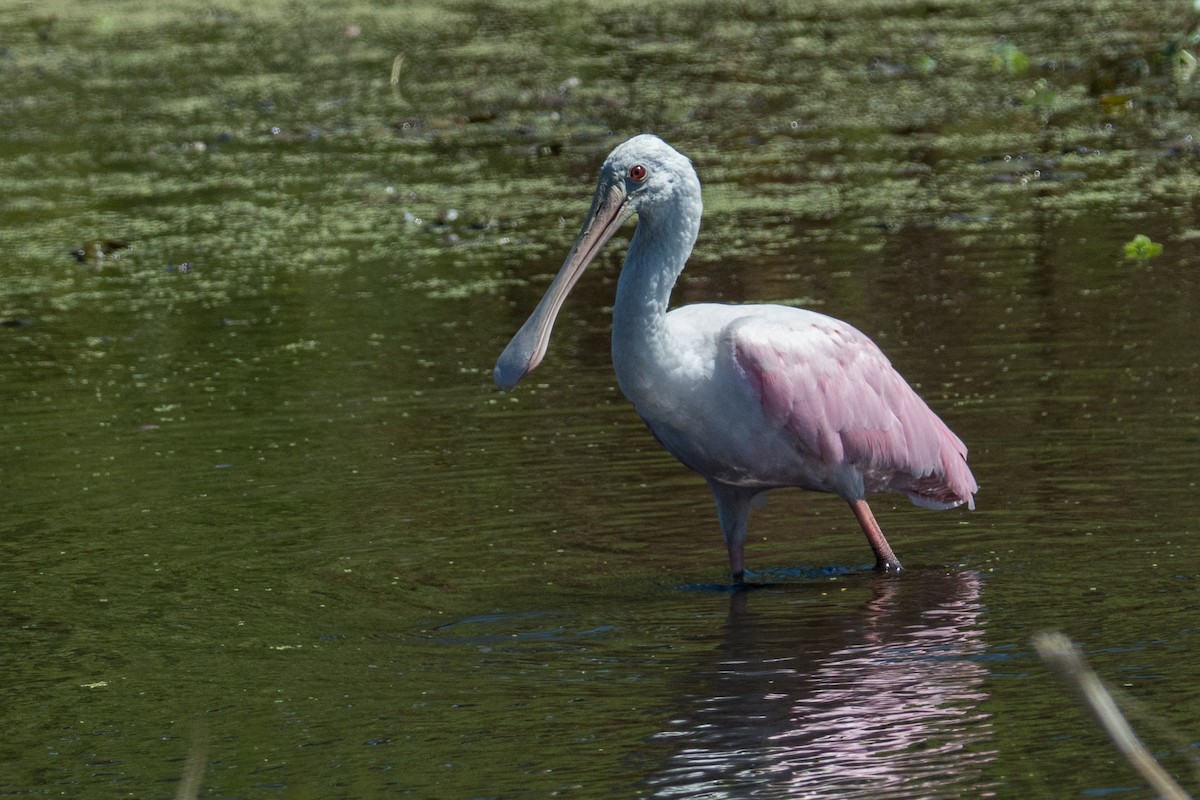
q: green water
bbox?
[2,1,1199,797]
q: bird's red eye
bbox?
[629,164,647,182]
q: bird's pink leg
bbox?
[849,499,904,573]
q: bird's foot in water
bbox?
[730,571,776,591]
[873,558,905,575]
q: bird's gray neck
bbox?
[610,192,702,402]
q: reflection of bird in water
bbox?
[642,571,994,798]
[495,135,976,583]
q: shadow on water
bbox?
[642,570,993,799]
[675,562,866,593]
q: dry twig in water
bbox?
[1033,631,1192,800]
[174,723,208,800]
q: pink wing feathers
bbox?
[728,314,977,510]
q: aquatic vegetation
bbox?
[992,41,1030,77]
[1174,47,1198,84]
[1123,233,1163,260]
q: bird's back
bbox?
[644,302,976,508]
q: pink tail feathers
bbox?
[904,431,977,511]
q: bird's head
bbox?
[594,134,699,220]
[493,134,699,391]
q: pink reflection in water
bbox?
[646,571,995,798]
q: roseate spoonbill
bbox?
[495,134,977,583]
